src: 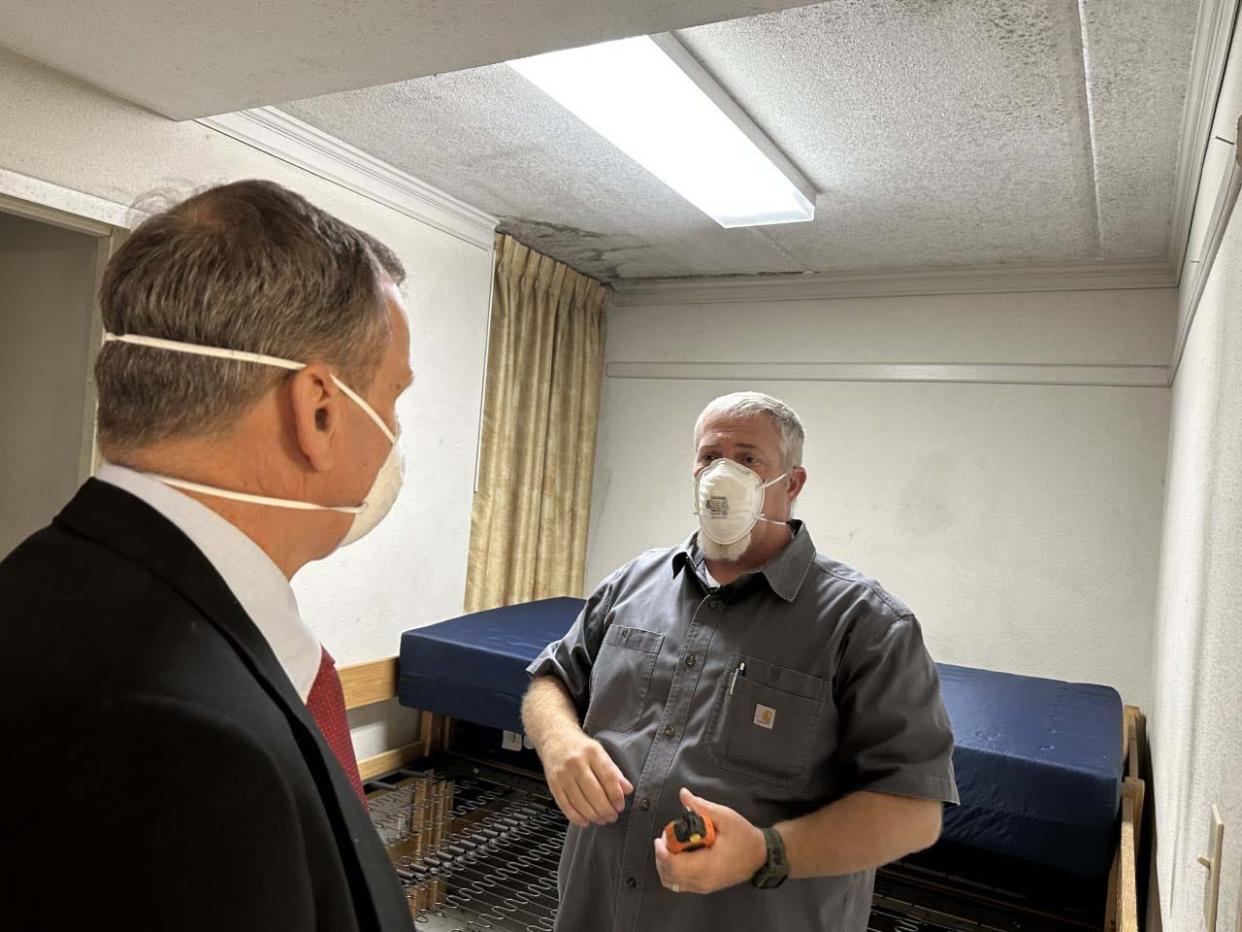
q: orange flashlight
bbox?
[663,807,717,854]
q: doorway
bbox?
[0,204,117,557]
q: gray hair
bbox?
[95,179,405,452]
[694,391,805,469]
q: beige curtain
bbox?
[464,234,608,613]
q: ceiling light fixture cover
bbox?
[509,34,816,228]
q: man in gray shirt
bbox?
[523,391,958,931]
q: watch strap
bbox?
[751,826,789,889]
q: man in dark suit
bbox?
[0,180,415,930]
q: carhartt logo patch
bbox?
[753,704,776,729]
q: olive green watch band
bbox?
[750,826,789,889]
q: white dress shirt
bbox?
[96,463,322,701]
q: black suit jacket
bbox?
[0,479,413,931]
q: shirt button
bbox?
[626,877,637,889]
[639,798,651,811]
[685,655,696,668]
[708,599,721,610]
[664,725,675,738]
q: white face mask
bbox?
[103,332,404,548]
[693,458,788,546]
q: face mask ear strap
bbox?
[149,473,366,514]
[105,332,397,444]
[754,472,793,528]
[328,375,397,444]
[756,515,791,528]
[103,332,304,371]
[761,471,789,489]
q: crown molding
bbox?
[1171,116,1242,385]
[608,261,1175,307]
[198,107,498,251]
[606,360,1169,388]
[1167,0,1241,280]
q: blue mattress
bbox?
[399,599,1123,877]
[937,663,1123,877]
[398,598,585,734]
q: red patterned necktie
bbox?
[305,647,366,802]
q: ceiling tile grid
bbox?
[282,0,1201,281]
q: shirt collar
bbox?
[672,520,816,603]
[95,463,322,701]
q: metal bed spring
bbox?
[368,756,564,931]
[366,756,977,932]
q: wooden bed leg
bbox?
[419,711,438,753]
[416,711,456,754]
[1106,849,1120,932]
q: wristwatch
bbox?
[750,826,789,889]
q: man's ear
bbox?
[787,466,808,503]
[288,364,339,472]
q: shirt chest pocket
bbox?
[710,654,827,786]
[583,624,664,735]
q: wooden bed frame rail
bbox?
[1107,705,1148,932]
[341,658,1150,931]
[339,656,448,783]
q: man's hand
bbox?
[540,731,633,828]
[653,788,767,895]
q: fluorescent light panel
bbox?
[509,34,816,229]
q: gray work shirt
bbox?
[527,522,958,932]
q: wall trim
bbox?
[198,107,498,251]
[606,361,1170,388]
[0,168,144,233]
[1167,0,1241,279]
[608,262,1175,307]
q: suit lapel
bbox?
[55,479,399,929]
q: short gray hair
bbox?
[95,180,405,452]
[694,391,805,469]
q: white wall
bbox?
[588,287,1174,707]
[0,47,496,757]
[1147,30,1242,932]
[0,211,98,556]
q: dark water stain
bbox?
[497,217,637,282]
